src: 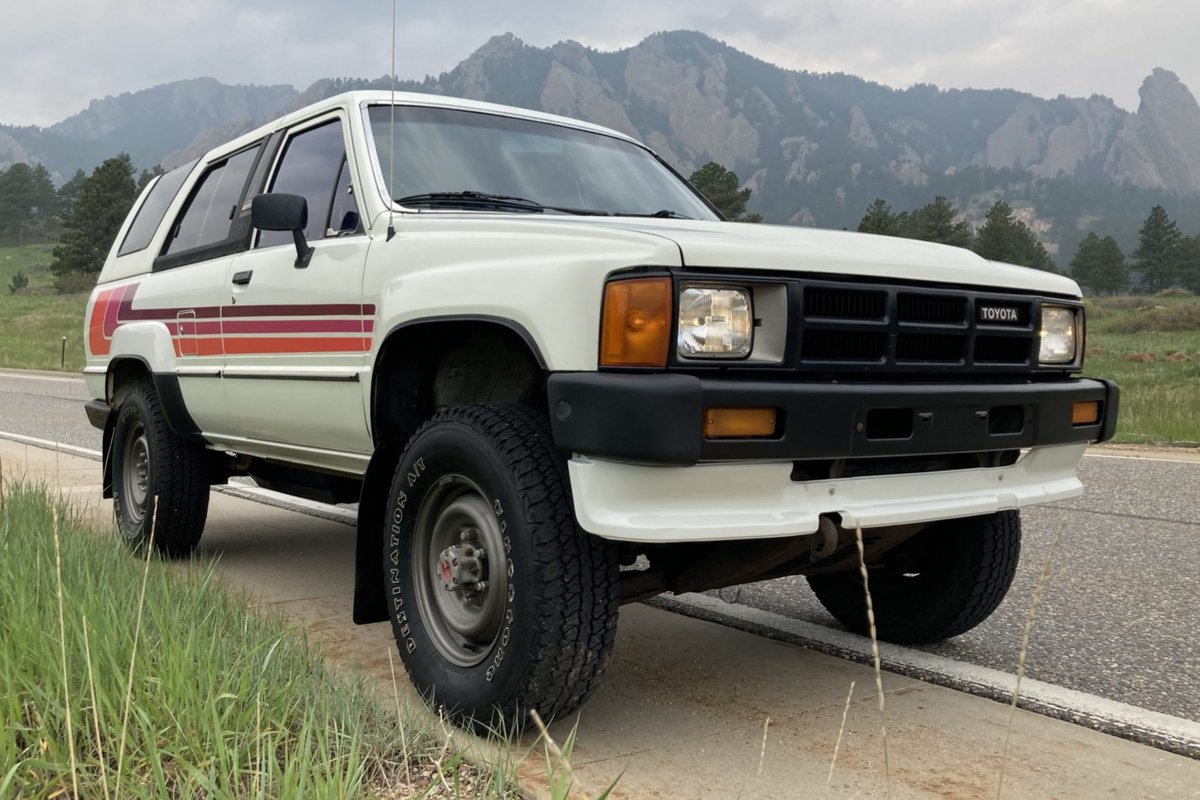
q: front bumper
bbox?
[547,373,1118,465]
[567,443,1087,542]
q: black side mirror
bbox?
[251,193,314,268]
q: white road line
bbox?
[0,431,359,524]
[653,593,1200,760]
[0,370,84,384]
[4,428,1198,756]
[0,431,101,461]
[1083,451,1200,465]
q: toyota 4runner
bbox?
[83,90,1118,728]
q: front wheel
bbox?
[807,510,1021,644]
[384,404,620,730]
[110,382,210,558]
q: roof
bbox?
[201,89,643,164]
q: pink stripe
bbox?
[104,284,130,336]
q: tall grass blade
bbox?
[825,680,855,796]
[855,523,891,800]
[81,616,111,800]
[51,504,80,800]
[114,500,156,798]
[996,515,1068,800]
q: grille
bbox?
[898,293,966,324]
[801,330,886,361]
[804,287,886,320]
[974,336,1031,364]
[896,333,964,362]
[793,280,1043,373]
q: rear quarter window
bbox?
[116,161,197,257]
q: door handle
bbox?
[232,270,253,286]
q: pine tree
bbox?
[0,162,57,243]
[1131,205,1182,291]
[51,154,138,291]
[688,162,762,222]
[857,198,901,236]
[904,196,973,248]
[1070,233,1128,294]
[972,201,1055,271]
[1174,235,1200,293]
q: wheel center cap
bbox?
[437,542,486,591]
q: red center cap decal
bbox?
[439,559,452,583]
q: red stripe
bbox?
[222,336,372,354]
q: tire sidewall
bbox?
[384,421,538,719]
[111,387,156,546]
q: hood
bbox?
[584,218,1082,297]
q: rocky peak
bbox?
[1106,67,1200,192]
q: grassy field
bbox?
[0,481,545,799]
[0,243,90,372]
[1084,295,1200,444]
[0,242,57,293]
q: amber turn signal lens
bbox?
[703,407,778,438]
[1072,400,1100,426]
[600,277,671,367]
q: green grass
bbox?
[0,292,89,372]
[1084,294,1200,445]
[0,243,57,293]
[0,243,90,372]
[0,481,532,799]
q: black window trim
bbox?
[252,111,362,250]
[152,135,282,272]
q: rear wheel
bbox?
[807,510,1021,644]
[384,404,620,730]
[110,382,209,558]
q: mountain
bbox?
[5,31,1200,260]
[0,78,298,180]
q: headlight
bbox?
[1039,305,1077,364]
[678,286,753,358]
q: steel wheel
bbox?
[121,419,151,528]
[411,475,510,668]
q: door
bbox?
[219,114,373,463]
[135,145,264,434]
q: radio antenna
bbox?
[386,0,397,241]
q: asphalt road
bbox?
[3,368,1197,722]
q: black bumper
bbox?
[85,399,111,431]
[547,373,1119,466]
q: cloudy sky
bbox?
[2,0,1196,127]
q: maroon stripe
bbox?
[222,303,375,318]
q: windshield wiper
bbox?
[394,191,608,216]
[394,191,545,212]
[610,209,693,219]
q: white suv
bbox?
[83,91,1118,728]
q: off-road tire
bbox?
[110,382,209,558]
[384,404,620,731]
[807,510,1021,644]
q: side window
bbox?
[258,119,354,248]
[117,160,197,256]
[163,146,259,256]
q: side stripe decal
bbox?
[87,282,377,357]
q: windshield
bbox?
[368,105,718,219]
